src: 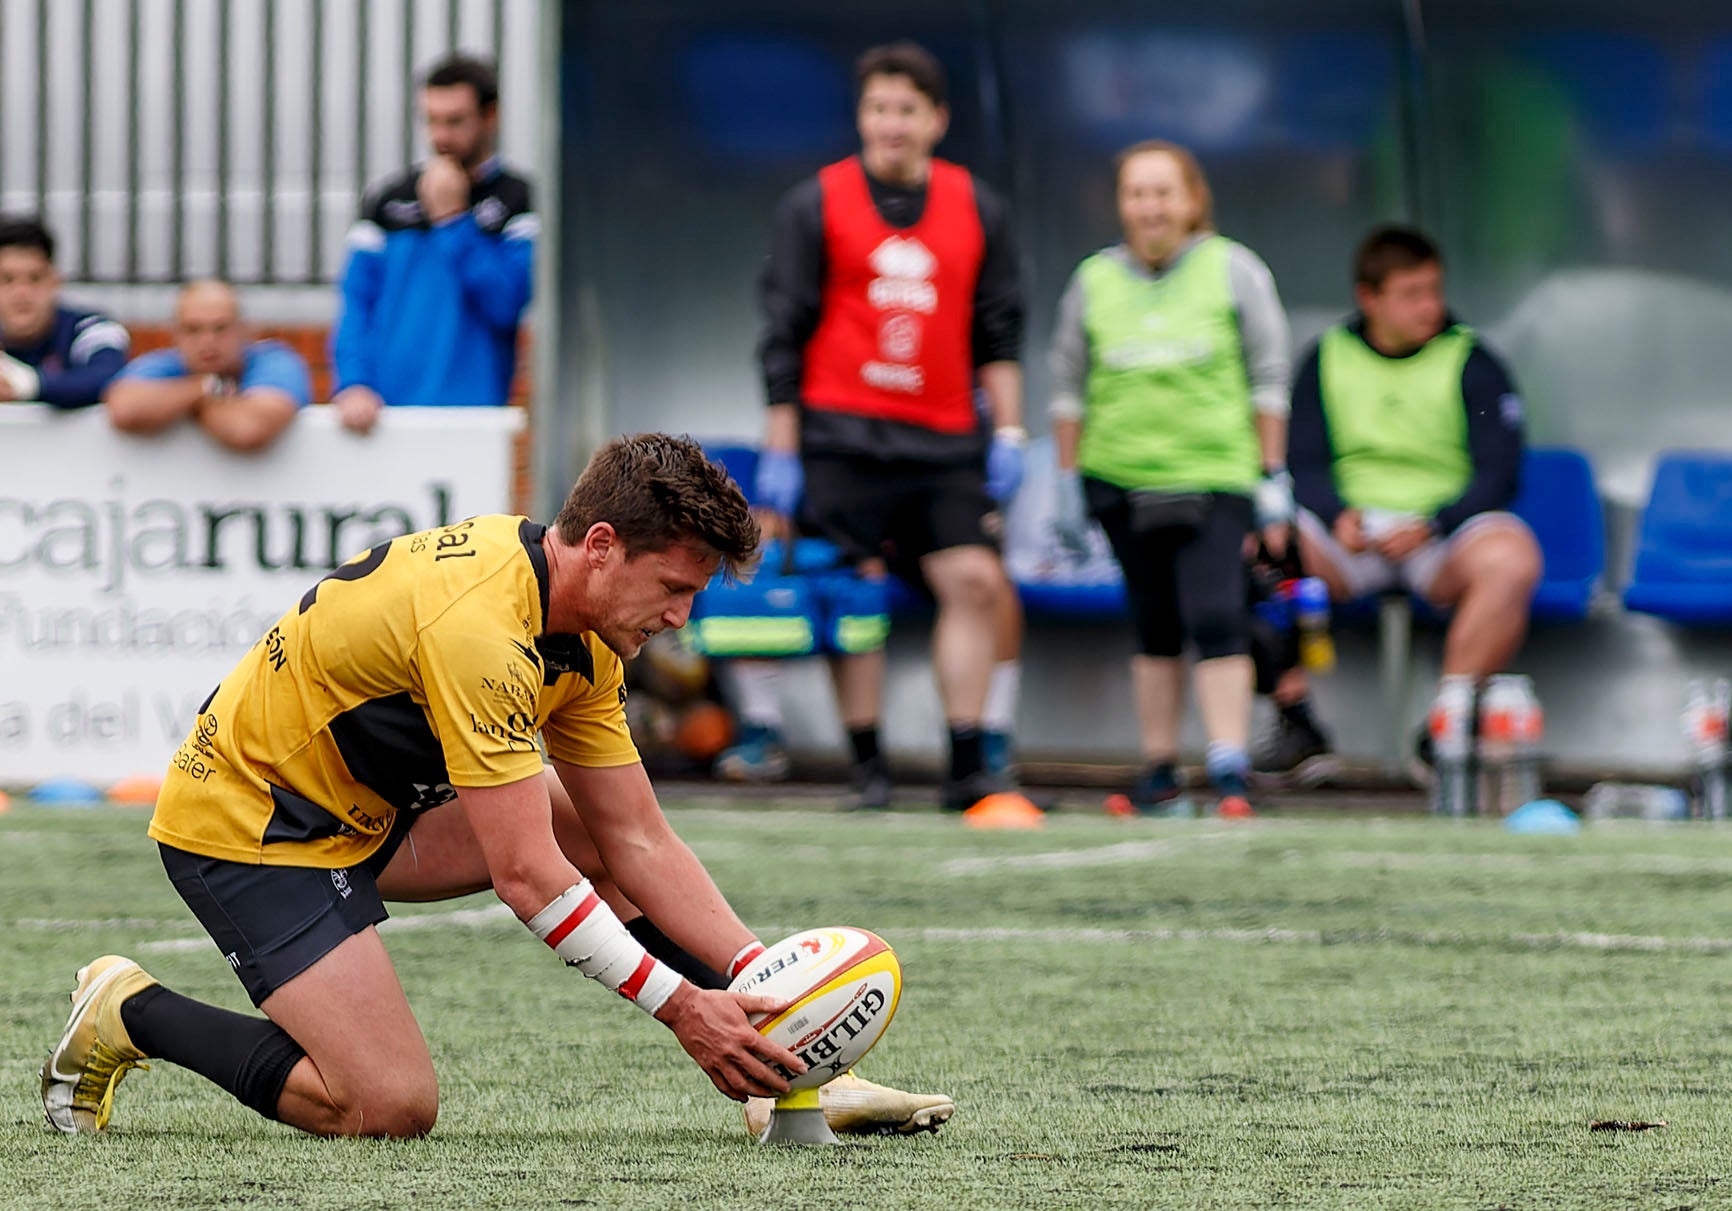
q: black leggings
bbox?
[1086,480,1253,660]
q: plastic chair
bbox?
[1511,446,1605,622]
[1623,450,1732,625]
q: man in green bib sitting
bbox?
[1257,225,1541,780]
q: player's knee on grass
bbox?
[329,1082,439,1139]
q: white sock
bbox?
[982,660,1020,734]
[724,660,784,730]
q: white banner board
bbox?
[0,406,526,785]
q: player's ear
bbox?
[583,521,618,567]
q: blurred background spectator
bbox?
[1274,225,1540,777]
[1049,140,1292,816]
[105,280,311,452]
[0,215,129,408]
[331,52,535,433]
[744,41,1028,812]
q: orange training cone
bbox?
[1216,795,1256,819]
[0,789,10,814]
[962,791,1045,830]
[109,774,163,807]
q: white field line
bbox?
[912,925,1732,954]
[940,832,1241,876]
[1323,849,1732,875]
[39,907,1729,959]
[132,903,517,954]
[19,917,188,930]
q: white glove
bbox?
[1254,468,1295,530]
[1053,468,1089,556]
[0,353,40,400]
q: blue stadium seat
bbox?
[1623,450,1732,626]
[699,443,760,505]
[1511,446,1604,622]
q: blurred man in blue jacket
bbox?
[331,53,535,432]
[0,215,130,408]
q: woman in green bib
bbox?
[1050,141,1294,815]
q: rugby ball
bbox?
[729,927,902,1090]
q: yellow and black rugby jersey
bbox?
[150,515,638,868]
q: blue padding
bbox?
[1015,579,1128,619]
[1623,449,1732,626]
[1511,446,1604,623]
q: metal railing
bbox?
[0,0,536,285]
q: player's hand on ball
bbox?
[653,983,806,1101]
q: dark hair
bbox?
[423,52,499,110]
[1354,224,1443,291]
[553,433,760,581]
[1114,139,1215,235]
[855,41,947,108]
[0,215,55,262]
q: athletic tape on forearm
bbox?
[728,940,767,981]
[527,882,683,1016]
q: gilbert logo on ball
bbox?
[729,927,902,1090]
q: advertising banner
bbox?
[0,406,525,784]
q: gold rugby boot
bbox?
[41,955,157,1133]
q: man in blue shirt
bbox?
[0,215,130,408]
[106,280,311,452]
[331,53,535,432]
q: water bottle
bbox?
[1507,676,1546,808]
[1478,674,1545,817]
[1682,678,1731,821]
[1428,675,1477,818]
[1582,782,1689,822]
[1288,576,1336,674]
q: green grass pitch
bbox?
[5,796,1732,1209]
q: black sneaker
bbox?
[1252,709,1338,786]
[1129,762,1186,817]
[846,756,894,811]
[940,770,1005,812]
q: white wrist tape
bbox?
[527,881,683,1016]
[728,940,767,981]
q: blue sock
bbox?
[1206,741,1250,786]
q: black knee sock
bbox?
[848,726,881,769]
[626,917,730,990]
[949,724,983,781]
[120,984,305,1121]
